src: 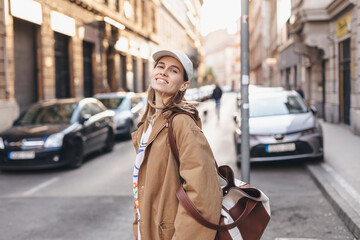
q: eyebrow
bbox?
[158,61,182,72]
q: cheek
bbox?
[174,82,184,91]
[150,72,158,84]
[171,75,185,88]
[150,70,157,79]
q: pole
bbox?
[240,0,250,183]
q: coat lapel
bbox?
[146,115,168,147]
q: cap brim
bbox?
[152,50,181,63]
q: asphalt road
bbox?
[0,93,355,240]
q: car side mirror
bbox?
[310,105,317,115]
[80,113,91,124]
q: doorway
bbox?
[13,18,38,111]
[120,54,127,91]
[54,32,71,98]
[339,38,351,125]
[83,41,94,97]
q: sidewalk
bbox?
[306,120,360,239]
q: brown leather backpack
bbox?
[168,112,271,240]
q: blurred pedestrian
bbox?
[295,84,305,99]
[131,49,222,240]
[212,83,223,120]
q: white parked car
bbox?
[233,88,323,167]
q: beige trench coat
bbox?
[131,110,222,240]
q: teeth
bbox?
[157,79,167,84]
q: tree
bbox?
[205,67,215,84]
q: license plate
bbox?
[8,151,35,160]
[266,143,296,153]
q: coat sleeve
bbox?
[171,115,222,239]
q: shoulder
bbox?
[172,113,202,133]
[172,113,198,126]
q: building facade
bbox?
[0,0,204,132]
[288,0,360,134]
[250,0,360,135]
[203,29,235,88]
[232,18,241,91]
[157,0,204,88]
[249,0,282,87]
[249,0,264,85]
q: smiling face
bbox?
[151,56,189,101]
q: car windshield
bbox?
[98,97,125,110]
[15,103,78,125]
[250,94,308,118]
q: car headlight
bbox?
[0,137,4,149]
[302,128,315,136]
[44,133,64,148]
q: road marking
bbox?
[23,177,59,196]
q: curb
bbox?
[306,162,360,239]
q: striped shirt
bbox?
[133,123,152,239]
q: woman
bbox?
[131,50,222,239]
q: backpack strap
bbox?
[176,186,257,231]
[167,111,196,166]
[167,112,257,231]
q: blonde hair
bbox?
[140,85,198,129]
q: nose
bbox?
[159,67,168,76]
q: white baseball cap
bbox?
[152,50,193,82]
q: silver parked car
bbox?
[233,88,323,167]
[94,92,146,138]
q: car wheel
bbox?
[103,129,114,153]
[68,139,84,169]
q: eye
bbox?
[171,69,178,73]
[156,65,164,69]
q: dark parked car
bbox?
[234,88,323,167]
[0,98,116,170]
[94,92,146,137]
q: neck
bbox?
[154,92,170,111]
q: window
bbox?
[98,97,125,110]
[115,0,119,11]
[250,94,308,118]
[152,7,157,33]
[131,97,141,108]
[89,103,104,115]
[141,0,146,27]
[15,103,77,125]
[124,0,134,19]
[80,104,92,119]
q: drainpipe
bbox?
[3,0,9,99]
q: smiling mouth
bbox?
[156,78,168,84]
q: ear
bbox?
[180,81,190,92]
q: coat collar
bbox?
[132,108,201,149]
[132,110,173,150]
[147,113,168,146]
